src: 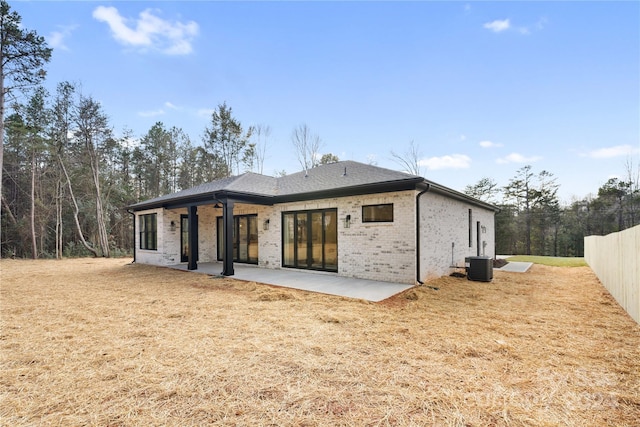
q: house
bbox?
[128,161,498,284]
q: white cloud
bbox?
[479,140,503,148]
[138,109,165,117]
[485,17,547,36]
[584,144,639,159]
[93,6,198,55]
[496,152,542,164]
[164,101,179,109]
[419,154,471,170]
[483,19,510,33]
[47,25,76,51]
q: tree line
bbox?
[1,79,278,257]
[1,1,638,259]
[464,163,640,257]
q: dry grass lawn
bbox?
[1,258,639,426]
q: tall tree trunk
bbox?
[56,179,63,258]
[525,198,532,255]
[89,148,109,257]
[30,151,37,259]
[58,154,98,257]
[1,193,16,226]
[0,60,5,253]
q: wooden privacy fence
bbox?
[584,225,640,324]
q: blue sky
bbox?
[13,1,640,203]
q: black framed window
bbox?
[362,204,394,222]
[139,213,157,250]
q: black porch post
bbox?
[187,205,198,270]
[221,199,235,276]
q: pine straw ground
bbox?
[1,259,639,427]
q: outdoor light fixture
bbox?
[213,203,222,209]
[263,219,270,230]
[170,220,176,231]
[344,214,351,228]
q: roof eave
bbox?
[273,177,425,203]
[426,181,500,212]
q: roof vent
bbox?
[342,167,347,176]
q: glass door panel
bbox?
[248,216,258,263]
[311,212,323,268]
[216,217,223,261]
[181,215,189,262]
[324,210,337,270]
[238,216,248,261]
[296,214,308,266]
[283,213,295,266]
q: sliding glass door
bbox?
[217,214,258,264]
[282,209,337,271]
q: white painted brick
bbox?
[135,189,496,286]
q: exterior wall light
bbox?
[263,219,270,230]
[344,214,351,228]
[170,220,176,232]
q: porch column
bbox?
[187,205,198,270]
[221,199,235,276]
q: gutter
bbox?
[415,182,431,285]
[126,209,136,264]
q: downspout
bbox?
[415,184,431,285]
[126,209,136,264]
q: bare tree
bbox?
[74,94,112,257]
[249,124,270,174]
[390,140,423,176]
[624,155,640,226]
[291,123,322,172]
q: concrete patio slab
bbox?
[167,262,415,302]
[496,261,533,273]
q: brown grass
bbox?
[1,258,639,426]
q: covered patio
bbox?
[167,262,414,302]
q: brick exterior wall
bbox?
[135,189,495,285]
[418,191,495,281]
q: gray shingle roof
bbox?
[128,160,498,212]
[276,161,419,195]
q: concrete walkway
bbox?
[495,256,533,273]
[168,262,415,302]
[496,262,533,273]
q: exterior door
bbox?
[217,215,258,264]
[181,215,188,262]
[282,209,337,271]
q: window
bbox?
[139,213,157,250]
[362,204,393,222]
